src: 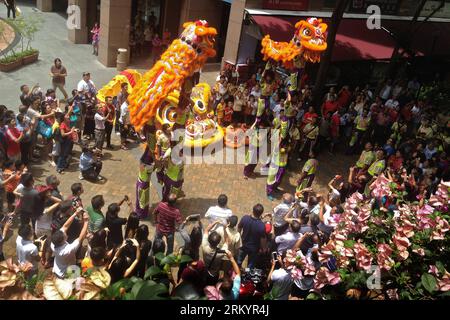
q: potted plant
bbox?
[0,15,43,72]
[0,53,23,72]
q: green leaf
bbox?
[123,292,135,300]
[131,279,146,299]
[306,293,321,300]
[343,240,355,248]
[399,290,412,300]
[154,252,166,261]
[134,280,168,300]
[112,278,135,292]
[421,273,437,293]
[179,255,193,264]
[435,261,446,275]
[144,266,163,280]
[160,255,177,266]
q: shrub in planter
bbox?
[22,49,39,65]
[0,16,43,71]
[0,53,23,72]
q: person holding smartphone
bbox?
[105,195,132,249]
[204,249,241,300]
[267,253,293,300]
[201,220,230,285]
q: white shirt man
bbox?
[273,195,297,228]
[16,235,39,272]
[205,206,233,224]
[119,101,130,125]
[94,112,106,130]
[275,231,301,255]
[51,230,81,278]
[250,87,261,100]
[51,209,89,278]
[77,73,96,94]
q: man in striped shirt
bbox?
[153,193,182,254]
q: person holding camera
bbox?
[51,207,89,278]
[105,195,132,249]
[79,146,103,181]
[201,220,230,285]
[178,214,203,261]
[204,249,241,300]
[107,238,141,284]
[267,253,293,300]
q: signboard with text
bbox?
[262,0,309,11]
[348,0,399,15]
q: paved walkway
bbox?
[0,2,118,110]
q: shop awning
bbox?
[250,14,450,61]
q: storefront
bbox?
[221,1,450,87]
[131,0,165,34]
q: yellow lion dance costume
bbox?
[128,20,217,131]
[98,21,222,147]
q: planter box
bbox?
[0,51,39,72]
[22,51,39,65]
[0,58,23,72]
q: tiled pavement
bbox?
[3,131,357,258]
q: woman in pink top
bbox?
[91,23,100,56]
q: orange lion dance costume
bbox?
[261,17,327,95]
[261,17,328,70]
[128,20,217,131]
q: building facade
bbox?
[36,0,232,67]
[36,0,450,80]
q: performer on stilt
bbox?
[162,146,185,201]
[155,123,172,184]
[296,152,319,195]
[243,123,266,179]
[266,110,289,201]
[256,62,276,127]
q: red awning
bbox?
[250,15,450,61]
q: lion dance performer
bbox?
[128,20,217,131]
[258,17,328,121]
[125,21,217,213]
